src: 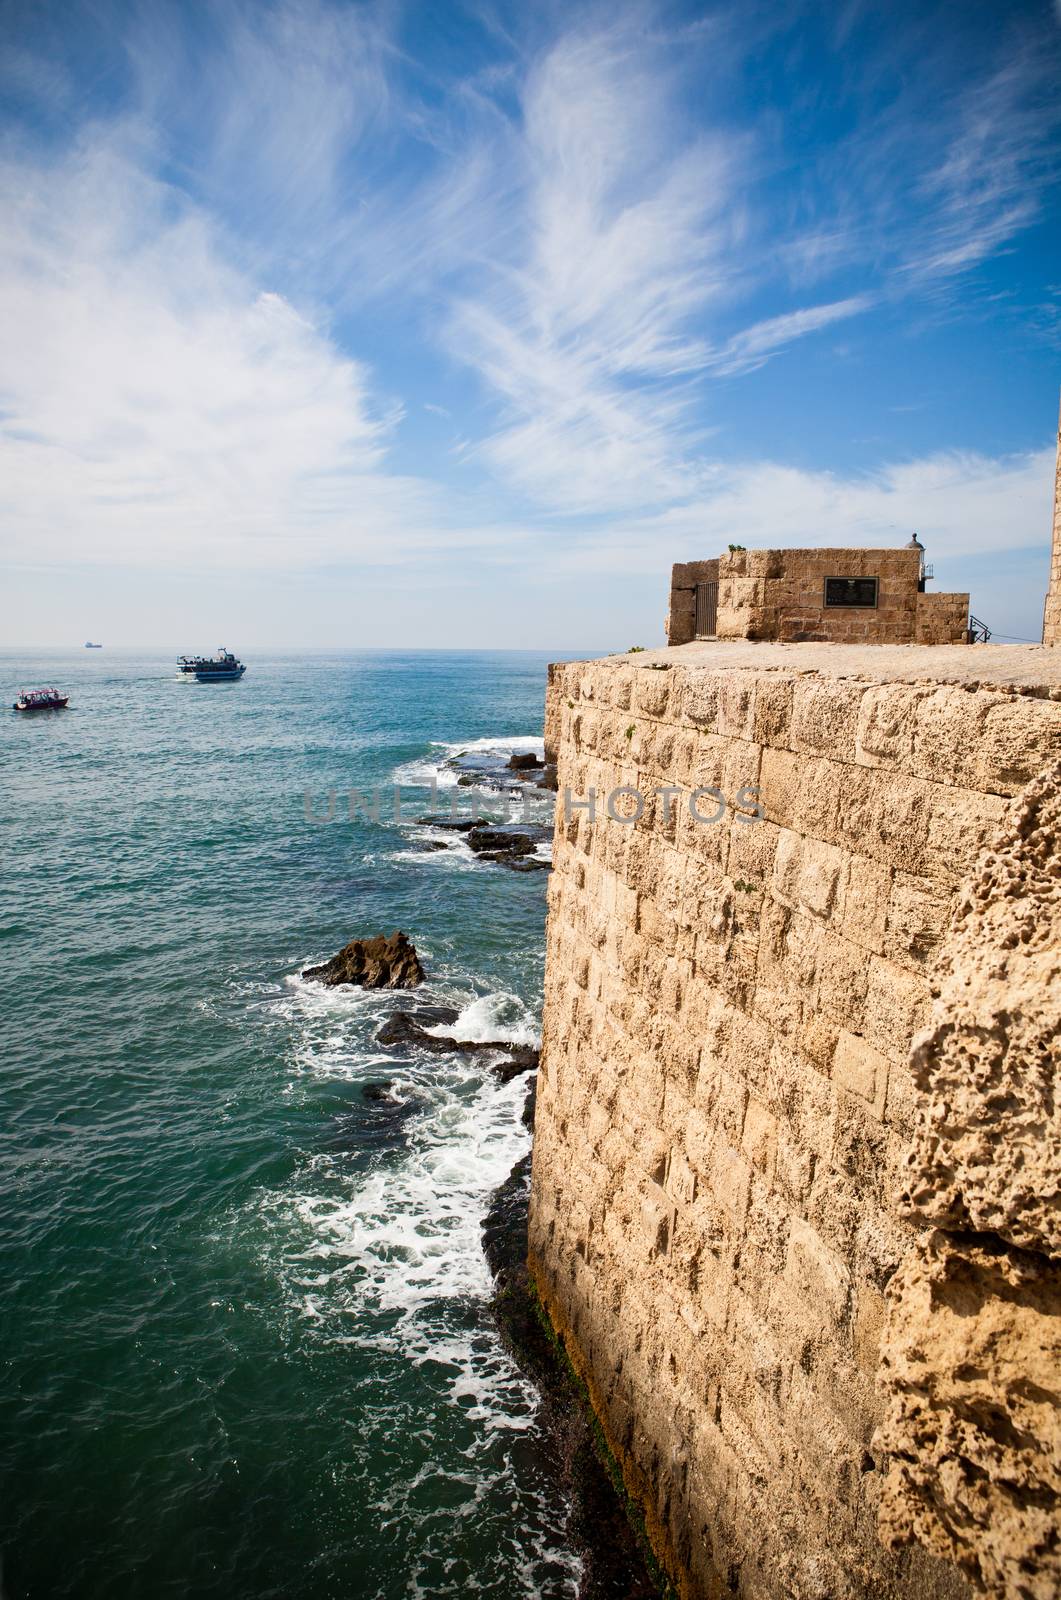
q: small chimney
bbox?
[907,533,930,592]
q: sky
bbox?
[0,0,1059,651]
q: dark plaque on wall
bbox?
[824,576,878,608]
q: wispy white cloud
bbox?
[703,296,873,376]
[903,53,1057,282]
[437,23,748,512]
[0,136,451,569]
[0,0,1057,607]
[127,0,392,246]
[544,445,1056,574]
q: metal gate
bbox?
[695,581,718,638]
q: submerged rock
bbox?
[376,1007,539,1076]
[465,824,551,870]
[303,930,424,989]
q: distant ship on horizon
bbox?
[84,641,102,648]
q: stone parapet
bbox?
[915,591,969,645]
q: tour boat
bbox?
[177,648,246,682]
[14,688,69,711]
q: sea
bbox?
[0,649,583,1600]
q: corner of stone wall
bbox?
[876,758,1061,1596]
[1042,393,1061,646]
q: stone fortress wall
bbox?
[667,548,969,647]
[529,640,1061,1599]
[1044,396,1061,646]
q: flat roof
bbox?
[583,641,1061,697]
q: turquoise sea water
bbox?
[0,650,579,1600]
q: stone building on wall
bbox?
[667,542,970,647]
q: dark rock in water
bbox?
[376,1008,538,1074]
[322,1086,420,1153]
[491,1051,539,1082]
[501,856,551,873]
[481,1151,533,1284]
[413,839,450,852]
[303,930,423,989]
[415,816,477,832]
[375,1007,459,1048]
[443,746,552,799]
[466,826,535,855]
[521,1078,537,1129]
[537,763,559,792]
[468,833,533,859]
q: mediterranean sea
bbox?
[0,649,580,1600]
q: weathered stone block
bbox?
[833,1029,890,1117]
[785,1216,852,1326]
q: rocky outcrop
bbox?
[508,751,544,772]
[376,1007,539,1078]
[303,930,423,989]
[878,760,1061,1596]
[466,824,551,870]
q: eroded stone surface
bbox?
[878,761,1061,1596]
[901,760,1061,1254]
[877,1231,1061,1600]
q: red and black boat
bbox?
[13,688,69,711]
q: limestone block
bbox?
[742,1098,778,1181]
[883,873,953,970]
[877,1231,1061,1600]
[855,685,933,769]
[791,678,865,761]
[909,688,989,788]
[718,674,758,740]
[799,837,849,920]
[924,787,1009,882]
[759,746,802,829]
[833,1030,891,1118]
[752,675,793,748]
[815,932,871,1032]
[842,856,893,954]
[863,957,931,1064]
[785,1215,852,1327]
[727,814,780,886]
[634,669,672,718]
[973,695,1061,795]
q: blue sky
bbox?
[1,0,1059,649]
